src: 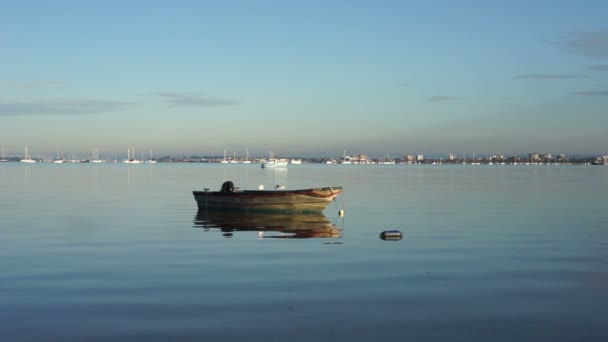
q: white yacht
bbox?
[242,148,252,163]
[122,148,141,164]
[0,146,8,162]
[261,151,288,168]
[145,149,157,163]
[220,149,229,163]
[20,146,36,163]
[90,148,104,163]
[261,158,288,168]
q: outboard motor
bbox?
[220,181,235,193]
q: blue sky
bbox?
[1,0,607,158]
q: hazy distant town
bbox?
[2,148,607,166]
[155,152,608,166]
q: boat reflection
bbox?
[193,210,342,239]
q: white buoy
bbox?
[380,230,402,241]
[338,209,345,217]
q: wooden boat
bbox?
[193,210,342,239]
[193,181,343,213]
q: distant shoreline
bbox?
[1,156,606,166]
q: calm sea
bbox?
[1,163,607,341]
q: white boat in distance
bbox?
[20,146,36,163]
[262,158,288,168]
[91,148,104,163]
[0,146,8,162]
[122,148,141,164]
[242,148,252,163]
[261,151,288,168]
[145,149,157,163]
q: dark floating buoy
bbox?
[380,230,402,241]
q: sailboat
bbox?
[220,149,229,164]
[145,149,157,163]
[340,149,352,164]
[0,146,8,162]
[20,146,36,163]
[53,147,66,163]
[91,147,104,163]
[242,148,252,164]
[229,152,239,163]
[122,148,141,164]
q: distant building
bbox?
[416,154,424,161]
[528,153,540,161]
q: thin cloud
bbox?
[511,74,587,80]
[0,99,133,116]
[0,80,65,89]
[428,96,460,102]
[572,90,608,96]
[159,92,239,106]
[560,31,608,59]
[589,65,608,71]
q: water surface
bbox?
[1,164,607,341]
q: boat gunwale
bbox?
[193,186,343,198]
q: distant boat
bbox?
[0,146,7,162]
[262,158,288,168]
[52,147,67,163]
[145,149,157,163]
[122,148,141,164]
[20,146,36,163]
[193,181,343,213]
[340,149,352,164]
[229,152,238,163]
[261,151,288,168]
[220,149,229,164]
[242,148,252,163]
[290,159,302,164]
[90,147,104,163]
[381,154,396,165]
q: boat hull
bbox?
[193,186,343,213]
[261,162,288,168]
